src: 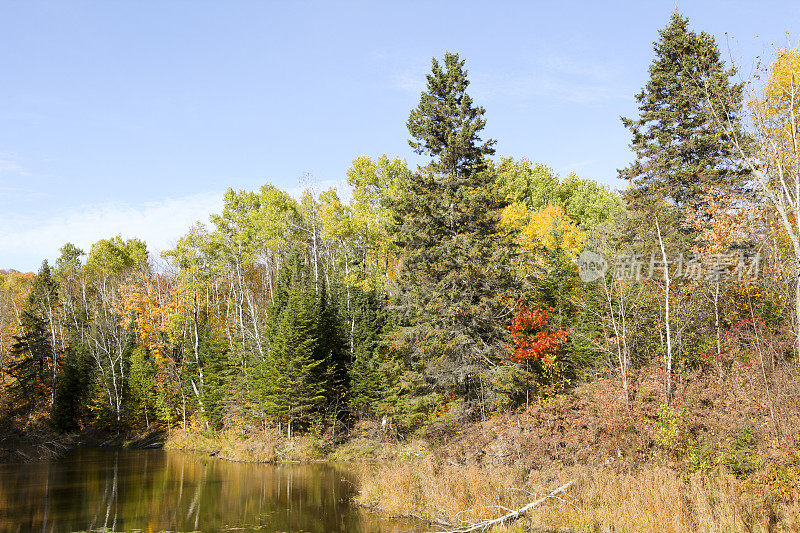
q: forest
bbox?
[2,11,800,467]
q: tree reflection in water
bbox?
[0,448,421,532]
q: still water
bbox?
[0,448,421,533]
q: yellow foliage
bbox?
[499,202,585,278]
[524,204,585,257]
[116,272,178,363]
[749,42,800,195]
[499,202,530,233]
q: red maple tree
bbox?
[508,304,567,364]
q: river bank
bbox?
[4,361,800,532]
[0,424,75,463]
[161,362,800,532]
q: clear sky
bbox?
[1,0,798,272]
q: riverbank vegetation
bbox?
[3,11,800,532]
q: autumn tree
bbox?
[496,158,620,232]
[704,40,800,357]
[319,155,410,290]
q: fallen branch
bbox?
[428,478,576,533]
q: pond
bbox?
[0,448,423,533]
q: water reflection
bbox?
[0,448,419,533]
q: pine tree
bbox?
[197,314,233,430]
[262,284,326,434]
[52,338,93,431]
[407,52,496,178]
[349,288,390,410]
[314,278,349,409]
[126,346,156,428]
[7,309,52,405]
[620,12,749,214]
[395,52,512,396]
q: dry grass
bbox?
[165,428,328,462]
[357,456,800,532]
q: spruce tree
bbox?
[52,339,93,431]
[7,309,52,404]
[396,52,511,396]
[314,278,349,408]
[620,12,749,213]
[262,284,326,433]
[197,315,233,430]
[349,288,390,410]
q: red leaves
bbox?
[508,304,567,364]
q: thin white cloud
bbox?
[391,71,426,94]
[384,51,628,106]
[474,55,628,106]
[0,156,29,177]
[0,191,225,270]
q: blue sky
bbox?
[1,0,798,271]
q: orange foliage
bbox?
[507,304,567,364]
[117,272,178,362]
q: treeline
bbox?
[2,13,800,439]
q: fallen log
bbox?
[428,478,576,533]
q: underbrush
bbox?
[164,427,332,462]
[357,456,800,532]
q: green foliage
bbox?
[55,243,84,274]
[52,339,93,431]
[620,12,749,212]
[259,282,326,431]
[496,157,621,232]
[395,51,513,401]
[724,425,762,479]
[251,253,350,432]
[686,438,715,473]
[349,288,392,411]
[655,403,685,459]
[319,155,411,289]
[127,347,157,428]
[3,39,781,447]
[407,52,495,177]
[7,309,52,401]
[86,236,148,275]
[314,278,349,407]
[196,317,233,429]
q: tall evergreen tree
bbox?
[7,309,52,408]
[314,278,349,408]
[196,314,233,430]
[260,283,326,434]
[7,261,59,408]
[52,338,93,431]
[349,288,390,411]
[620,12,749,214]
[395,52,512,396]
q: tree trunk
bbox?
[656,219,673,402]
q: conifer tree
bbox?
[7,309,51,399]
[8,261,59,406]
[349,288,390,410]
[314,278,349,408]
[52,339,93,431]
[395,52,512,395]
[261,283,326,434]
[620,12,749,214]
[196,315,232,429]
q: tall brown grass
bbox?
[357,456,800,532]
[165,428,327,462]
